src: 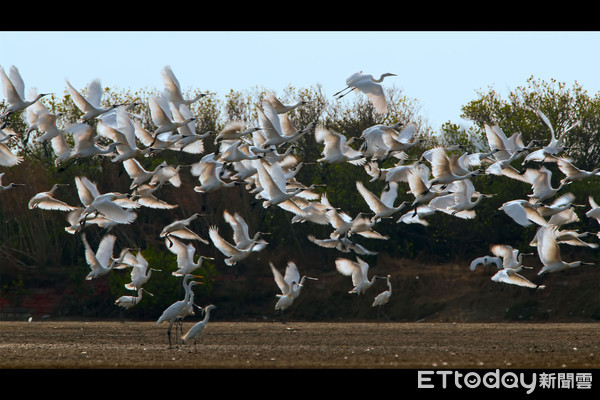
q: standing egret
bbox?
[181,304,216,353]
[115,288,154,322]
[372,274,392,324]
[156,275,202,348]
[0,65,51,118]
[334,71,396,114]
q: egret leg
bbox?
[280,309,286,324]
[167,320,174,349]
[333,86,351,97]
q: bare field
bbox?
[0,320,599,369]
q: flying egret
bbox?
[585,196,600,233]
[208,225,261,266]
[555,156,600,184]
[491,268,545,290]
[28,183,76,211]
[132,183,178,210]
[490,244,533,272]
[160,213,208,244]
[521,166,568,204]
[372,274,392,324]
[165,236,214,277]
[0,172,23,191]
[191,153,237,193]
[81,233,117,280]
[223,209,268,251]
[498,199,549,228]
[74,176,137,225]
[307,234,378,256]
[160,65,207,108]
[535,226,595,284]
[428,146,484,187]
[265,92,306,114]
[314,126,365,165]
[0,134,23,167]
[66,79,120,123]
[213,120,261,144]
[148,95,195,136]
[270,261,317,324]
[0,65,51,118]
[469,255,503,271]
[522,107,580,163]
[181,304,216,353]
[355,180,407,223]
[124,250,162,291]
[334,71,396,114]
[428,179,493,219]
[335,256,381,295]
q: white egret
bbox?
[335,256,381,295]
[81,233,117,280]
[536,226,594,279]
[307,234,378,256]
[406,164,451,211]
[0,65,51,118]
[585,196,600,230]
[156,275,201,348]
[132,183,178,210]
[356,180,407,223]
[166,236,214,277]
[469,255,503,271]
[148,95,195,136]
[181,304,216,353]
[555,156,600,184]
[208,225,261,266]
[490,244,533,272]
[0,134,23,167]
[256,101,309,148]
[74,176,137,225]
[115,288,153,310]
[223,209,268,251]
[62,123,118,162]
[265,92,306,114]
[160,213,208,244]
[428,146,484,187]
[491,268,545,290]
[0,172,23,191]
[498,199,549,228]
[521,166,567,204]
[523,107,580,163]
[28,183,76,211]
[270,261,317,324]
[372,274,392,324]
[191,153,237,193]
[255,158,310,209]
[213,120,261,143]
[334,71,396,114]
[428,179,493,219]
[161,65,206,108]
[314,126,365,165]
[124,250,162,291]
[66,79,119,123]
[96,108,151,162]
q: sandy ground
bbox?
[0,320,599,370]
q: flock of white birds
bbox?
[1,65,599,348]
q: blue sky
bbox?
[2,31,600,130]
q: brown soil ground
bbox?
[0,320,598,369]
